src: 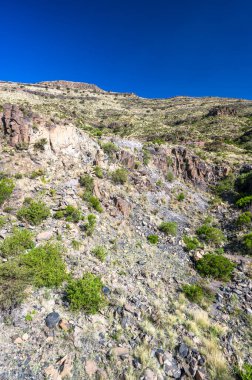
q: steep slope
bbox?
[0,82,251,380]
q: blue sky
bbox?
[1,0,252,99]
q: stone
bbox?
[2,104,30,147]
[59,319,70,331]
[114,197,131,217]
[45,312,60,329]
[13,337,23,344]
[111,347,130,357]
[85,360,98,377]
[102,286,110,295]
[142,368,158,380]
[178,343,189,358]
[37,231,53,241]
[195,370,206,380]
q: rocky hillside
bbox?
[0,81,251,380]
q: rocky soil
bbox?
[0,81,251,380]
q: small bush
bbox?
[20,243,67,287]
[167,171,174,182]
[182,284,204,304]
[236,212,252,227]
[196,224,225,245]
[235,171,252,195]
[236,363,252,380]
[214,175,236,199]
[177,192,185,201]
[196,254,235,281]
[236,196,252,209]
[54,205,83,223]
[88,196,103,213]
[94,166,103,178]
[71,239,82,250]
[79,174,94,193]
[0,216,7,228]
[143,149,151,165]
[159,221,177,236]
[242,233,252,255]
[102,142,118,156]
[33,138,47,151]
[30,169,45,179]
[111,168,128,184]
[183,236,200,251]
[66,273,106,313]
[81,214,96,236]
[0,228,34,257]
[17,199,50,225]
[0,178,15,206]
[91,246,107,262]
[147,234,159,244]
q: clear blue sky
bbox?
[1,0,252,99]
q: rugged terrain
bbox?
[0,80,251,380]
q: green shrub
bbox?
[0,216,6,228]
[94,166,103,178]
[102,142,118,156]
[14,173,23,179]
[242,233,252,255]
[182,284,204,303]
[71,239,82,250]
[0,178,15,206]
[177,192,185,201]
[79,174,94,193]
[88,196,103,213]
[147,234,159,244]
[214,175,236,198]
[159,221,178,236]
[236,363,252,380]
[236,212,252,227]
[54,205,83,223]
[196,224,225,245]
[236,196,252,209]
[29,169,45,179]
[17,199,50,225]
[183,236,200,251]
[66,273,106,313]
[0,228,34,257]
[33,138,48,151]
[111,168,128,184]
[82,214,96,236]
[167,171,174,182]
[143,149,151,165]
[235,171,252,195]
[20,243,67,287]
[196,254,235,281]
[91,246,107,262]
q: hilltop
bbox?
[0,81,251,380]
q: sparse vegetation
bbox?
[33,138,48,151]
[177,192,185,201]
[0,228,34,257]
[66,273,106,313]
[82,214,96,236]
[167,171,174,182]
[54,205,83,223]
[183,236,200,251]
[242,232,252,255]
[111,168,128,184]
[94,166,103,178]
[196,224,225,245]
[102,142,118,156]
[147,234,159,244]
[91,246,107,262]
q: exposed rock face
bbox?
[117,149,135,169]
[2,104,30,147]
[114,197,131,217]
[208,106,237,117]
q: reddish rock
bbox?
[2,104,30,147]
[114,197,131,217]
[117,149,135,169]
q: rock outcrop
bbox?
[2,104,30,147]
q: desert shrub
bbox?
[214,175,236,199]
[196,254,235,281]
[20,243,67,287]
[143,149,151,165]
[0,228,34,257]
[33,138,48,151]
[0,178,15,206]
[17,199,50,225]
[183,236,200,251]
[242,233,252,255]
[88,196,103,213]
[159,221,178,236]
[54,205,83,223]
[111,168,128,184]
[236,363,252,380]
[0,216,6,228]
[91,246,107,262]
[182,284,204,304]
[79,174,94,193]
[177,192,185,201]
[94,166,103,178]
[81,214,96,236]
[14,173,23,179]
[235,171,252,195]
[167,171,174,182]
[236,212,252,226]
[0,260,30,310]
[147,234,159,244]
[66,273,106,313]
[236,196,252,209]
[29,169,45,179]
[71,239,82,250]
[196,224,225,245]
[102,142,118,156]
